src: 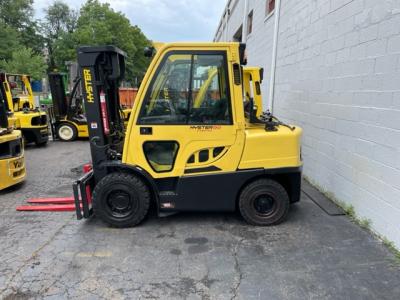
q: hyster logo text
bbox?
[83,69,94,103]
[189,125,221,131]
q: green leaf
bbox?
[0,47,47,80]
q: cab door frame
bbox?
[123,44,246,179]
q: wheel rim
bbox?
[58,125,73,140]
[105,190,137,218]
[253,194,276,216]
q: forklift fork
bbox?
[16,164,94,214]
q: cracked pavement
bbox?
[1,141,400,299]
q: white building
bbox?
[215,0,400,249]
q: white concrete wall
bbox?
[216,0,400,249]
[214,0,275,98]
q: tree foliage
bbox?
[0,22,22,61]
[0,0,45,73]
[75,0,151,83]
[0,47,46,79]
[52,31,77,70]
[41,0,78,69]
[19,21,44,55]
[0,0,34,30]
[0,0,43,55]
[43,1,77,37]
[0,0,151,83]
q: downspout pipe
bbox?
[224,11,228,41]
[242,0,249,42]
[268,0,282,113]
[224,8,230,41]
[241,0,249,102]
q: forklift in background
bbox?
[48,73,88,141]
[0,73,48,145]
[48,72,132,141]
[73,44,302,227]
[0,84,26,190]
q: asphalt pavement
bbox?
[1,141,399,299]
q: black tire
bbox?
[57,122,77,141]
[92,173,150,227]
[22,131,33,145]
[239,178,290,226]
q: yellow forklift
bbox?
[73,44,302,227]
[48,73,89,141]
[0,73,48,145]
[48,72,132,141]
[0,85,26,190]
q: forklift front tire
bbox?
[92,173,151,227]
[57,123,77,141]
[239,178,290,226]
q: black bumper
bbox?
[21,127,49,144]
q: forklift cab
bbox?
[74,44,302,227]
[67,81,86,121]
[6,74,34,111]
[0,73,48,145]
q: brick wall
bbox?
[216,0,400,248]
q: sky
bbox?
[33,0,226,42]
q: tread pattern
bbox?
[239,178,290,226]
[92,172,151,227]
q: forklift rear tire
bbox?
[57,123,77,141]
[92,173,151,227]
[239,178,290,226]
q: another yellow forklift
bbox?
[73,44,302,227]
[0,73,48,145]
[48,72,132,141]
[48,73,89,141]
[0,85,26,190]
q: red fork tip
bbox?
[27,197,74,204]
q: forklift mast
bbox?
[48,73,83,118]
[48,73,69,118]
[77,46,127,181]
